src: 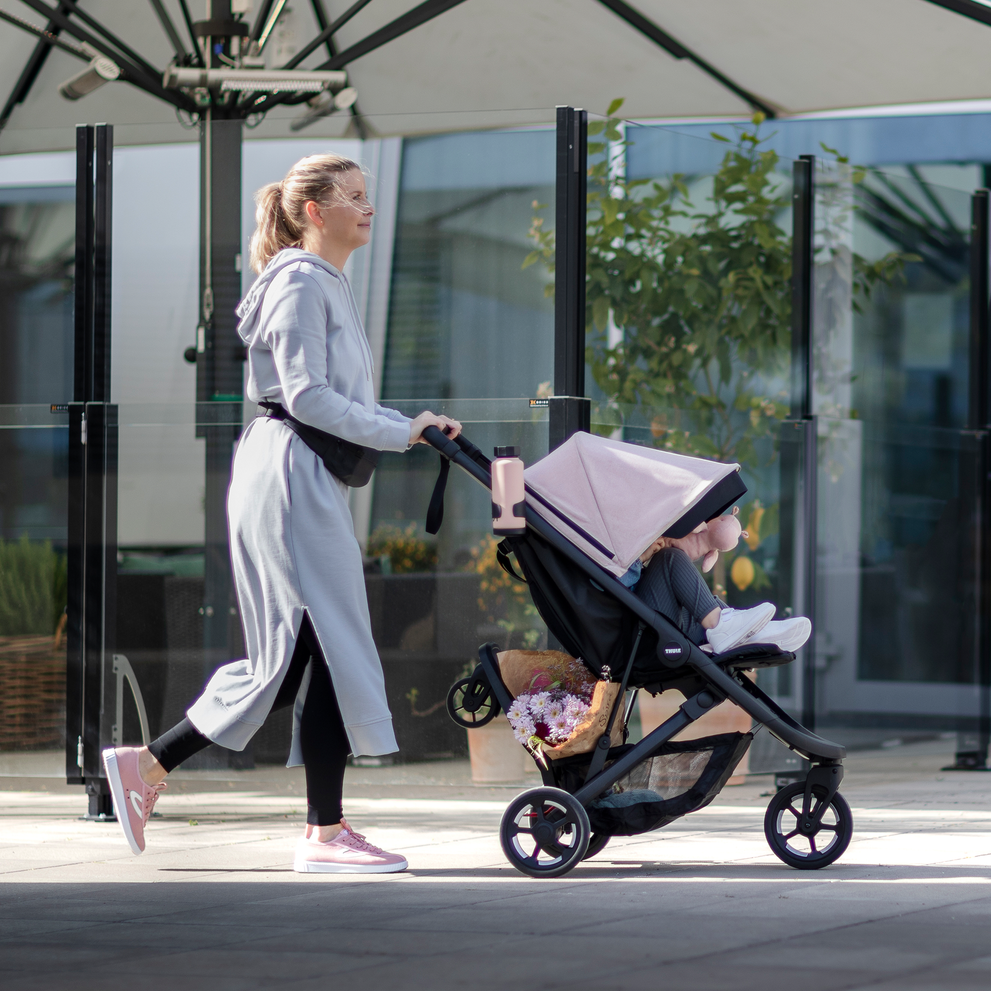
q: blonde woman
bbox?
[102,155,460,873]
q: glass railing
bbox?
[0,404,70,772]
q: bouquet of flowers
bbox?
[505,657,598,749]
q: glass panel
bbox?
[380,127,556,401]
[812,161,983,745]
[584,115,805,758]
[108,400,549,771]
[0,405,70,770]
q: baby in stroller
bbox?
[624,536,812,656]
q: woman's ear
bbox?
[304,200,323,226]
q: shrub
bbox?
[0,535,67,636]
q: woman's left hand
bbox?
[409,411,463,445]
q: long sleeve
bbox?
[259,269,410,453]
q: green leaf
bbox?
[592,295,611,331]
[606,97,625,117]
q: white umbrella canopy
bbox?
[1,0,991,153]
[523,431,742,578]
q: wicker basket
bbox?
[0,634,66,751]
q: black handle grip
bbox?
[421,424,461,458]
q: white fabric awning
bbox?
[3,1,991,153]
[523,431,741,577]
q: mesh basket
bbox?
[578,732,752,836]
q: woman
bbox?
[102,154,461,874]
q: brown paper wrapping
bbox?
[496,649,624,758]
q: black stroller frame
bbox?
[425,427,851,877]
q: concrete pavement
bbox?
[2,738,991,990]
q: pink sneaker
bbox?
[293,819,408,874]
[102,747,165,855]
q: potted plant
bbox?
[0,536,67,751]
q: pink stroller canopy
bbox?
[524,432,742,578]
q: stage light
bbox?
[163,67,347,94]
[59,52,121,101]
[290,86,358,132]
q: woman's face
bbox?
[304,168,374,264]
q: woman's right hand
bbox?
[409,411,463,446]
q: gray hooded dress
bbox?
[186,248,411,761]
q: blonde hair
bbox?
[248,153,362,274]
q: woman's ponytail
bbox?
[249,181,299,274]
[248,154,362,274]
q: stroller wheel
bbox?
[764,780,853,870]
[447,677,500,728]
[500,787,590,878]
[582,832,610,861]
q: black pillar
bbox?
[65,123,118,817]
[193,108,247,767]
[783,154,818,735]
[947,189,991,771]
[550,106,590,450]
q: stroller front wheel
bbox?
[764,780,853,870]
[447,677,500,728]
[500,787,590,878]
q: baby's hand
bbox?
[640,538,669,565]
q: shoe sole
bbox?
[293,858,408,874]
[102,748,143,856]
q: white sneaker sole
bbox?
[102,748,143,856]
[293,857,408,874]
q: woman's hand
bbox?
[409,411,463,446]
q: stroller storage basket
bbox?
[552,733,752,836]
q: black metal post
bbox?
[790,155,817,733]
[193,102,247,768]
[65,124,118,816]
[550,106,590,450]
[947,188,991,771]
[65,124,94,786]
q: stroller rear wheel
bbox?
[500,787,590,878]
[447,676,500,728]
[764,780,853,870]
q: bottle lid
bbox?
[493,445,520,458]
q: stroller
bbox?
[424,427,850,878]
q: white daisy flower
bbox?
[507,698,528,722]
[528,692,552,714]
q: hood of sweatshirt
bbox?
[235,248,340,344]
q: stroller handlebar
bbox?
[421,425,491,467]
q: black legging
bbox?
[148,613,350,826]
[635,546,722,644]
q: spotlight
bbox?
[290,87,358,132]
[59,50,121,101]
[163,67,347,94]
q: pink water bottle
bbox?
[492,446,526,535]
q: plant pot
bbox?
[466,719,528,784]
[638,674,755,785]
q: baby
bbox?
[619,513,811,655]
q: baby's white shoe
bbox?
[706,603,776,654]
